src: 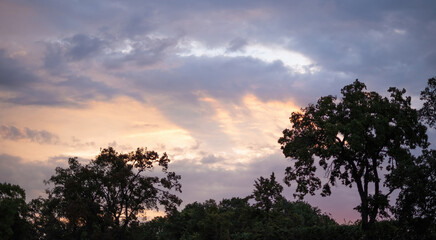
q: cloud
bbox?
[170,150,360,221]
[0,125,98,148]
[102,35,178,69]
[170,152,288,203]
[200,154,223,164]
[43,34,106,75]
[0,125,60,144]
[66,34,105,61]
[0,153,91,201]
[226,38,248,52]
[0,49,40,89]
[0,47,117,106]
[0,154,56,200]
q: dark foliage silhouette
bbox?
[278,80,428,236]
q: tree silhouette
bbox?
[278,80,428,236]
[393,149,436,238]
[0,182,32,239]
[251,172,284,213]
[42,147,182,239]
[420,77,436,128]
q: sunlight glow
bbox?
[177,40,320,74]
[197,93,300,167]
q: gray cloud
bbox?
[0,47,116,106]
[43,34,106,75]
[200,154,223,164]
[170,152,289,204]
[66,34,105,61]
[102,36,178,69]
[170,151,360,221]
[0,153,91,201]
[5,0,435,107]
[0,125,60,144]
[0,49,40,90]
[0,125,98,148]
[0,154,57,201]
[226,38,248,52]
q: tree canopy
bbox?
[251,172,284,213]
[393,149,436,238]
[278,80,428,233]
[32,147,182,240]
[420,77,436,128]
[0,183,31,240]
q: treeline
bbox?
[2,170,345,240]
[1,171,433,240]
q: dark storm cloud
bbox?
[0,125,60,144]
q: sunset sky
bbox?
[1,0,435,222]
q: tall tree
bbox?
[45,147,182,239]
[420,77,436,128]
[278,80,428,234]
[251,172,284,213]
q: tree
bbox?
[27,197,69,240]
[278,80,428,234]
[249,173,284,240]
[393,149,436,239]
[0,182,32,240]
[420,77,436,128]
[251,172,284,213]
[44,147,182,239]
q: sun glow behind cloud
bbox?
[196,92,299,168]
[0,91,299,167]
[0,97,196,162]
[177,40,320,74]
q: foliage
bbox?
[0,182,33,240]
[278,80,428,233]
[140,197,337,240]
[138,174,337,240]
[32,147,182,239]
[27,197,70,240]
[420,77,436,128]
[251,172,284,212]
[392,149,436,239]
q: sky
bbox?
[0,0,435,222]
